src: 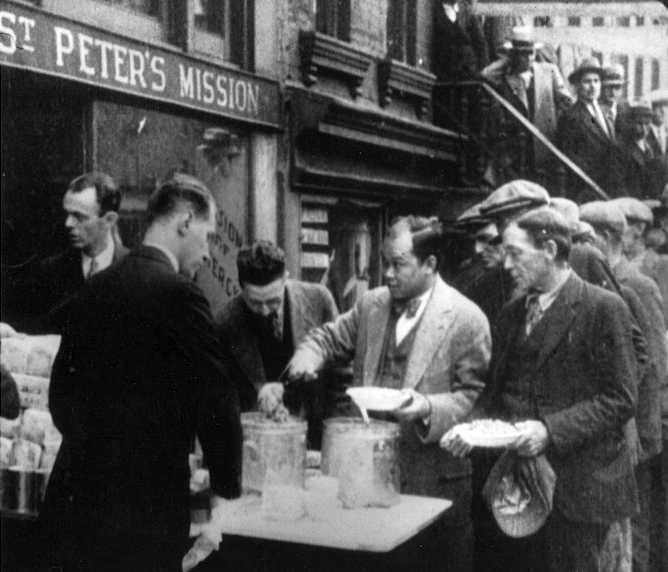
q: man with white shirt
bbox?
[8,172,128,333]
[284,215,491,571]
[557,58,627,198]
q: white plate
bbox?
[453,420,520,448]
[346,387,411,412]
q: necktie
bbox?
[524,294,543,336]
[392,297,422,319]
[86,257,98,279]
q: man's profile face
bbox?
[577,72,601,103]
[63,186,110,255]
[502,223,551,291]
[241,274,287,317]
[601,84,622,105]
[382,229,432,301]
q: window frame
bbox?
[386,0,417,66]
[315,0,351,42]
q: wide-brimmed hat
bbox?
[601,64,627,87]
[568,57,603,84]
[501,26,543,54]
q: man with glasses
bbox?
[8,171,127,333]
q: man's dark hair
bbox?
[146,173,213,225]
[68,172,121,215]
[390,216,443,267]
[237,241,286,286]
[515,207,572,262]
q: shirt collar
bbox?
[143,241,179,273]
[82,233,115,269]
[531,269,571,312]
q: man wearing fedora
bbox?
[482,27,573,174]
[557,58,627,198]
[599,64,630,138]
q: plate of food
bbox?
[450,419,520,448]
[346,387,411,412]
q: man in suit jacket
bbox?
[444,207,638,571]
[481,27,573,174]
[557,58,627,198]
[580,200,667,572]
[215,240,338,448]
[5,172,128,334]
[286,216,491,571]
[41,174,242,572]
[599,64,630,138]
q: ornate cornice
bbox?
[377,58,436,119]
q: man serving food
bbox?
[273,215,491,571]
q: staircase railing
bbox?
[433,80,609,201]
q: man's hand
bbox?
[257,383,285,415]
[389,389,430,423]
[440,427,473,458]
[513,420,550,457]
[286,348,320,382]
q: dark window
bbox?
[533,16,552,28]
[194,0,226,34]
[636,16,645,26]
[617,16,630,27]
[651,59,660,91]
[94,0,160,16]
[387,0,417,65]
[567,16,581,27]
[635,57,644,98]
[592,16,605,27]
[316,0,351,42]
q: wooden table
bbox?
[193,494,452,571]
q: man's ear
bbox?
[176,211,193,237]
[545,239,558,259]
[102,211,119,226]
[425,254,438,272]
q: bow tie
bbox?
[392,297,422,319]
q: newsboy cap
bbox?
[455,202,491,229]
[568,57,603,84]
[610,197,654,224]
[550,197,580,234]
[579,201,627,236]
[479,180,550,218]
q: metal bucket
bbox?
[0,467,50,514]
[321,417,401,508]
[241,412,307,494]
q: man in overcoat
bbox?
[41,174,242,572]
[286,216,491,571]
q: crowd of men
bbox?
[2,167,663,572]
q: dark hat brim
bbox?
[568,66,603,84]
[480,197,548,218]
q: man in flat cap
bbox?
[285,216,491,571]
[581,200,667,572]
[444,207,639,571]
[599,64,630,138]
[557,58,626,198]
[452,203,514,327]
[619,102,667,199]
[613,197,668,325]
[482,27,572,176]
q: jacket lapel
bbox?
[233,314,267,385]
[576,101,611,143]
[533,274,582,371]
[362,294,391,386]
[403,278,454,390]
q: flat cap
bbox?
[479,180,550,218]
[550,197,580,234]
[455,202,491,228]
[579,201,627,236]
[609,197,654,224]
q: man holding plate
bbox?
[282,215,491,571]
[443,207,638,571]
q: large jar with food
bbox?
[321,417,400,508]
